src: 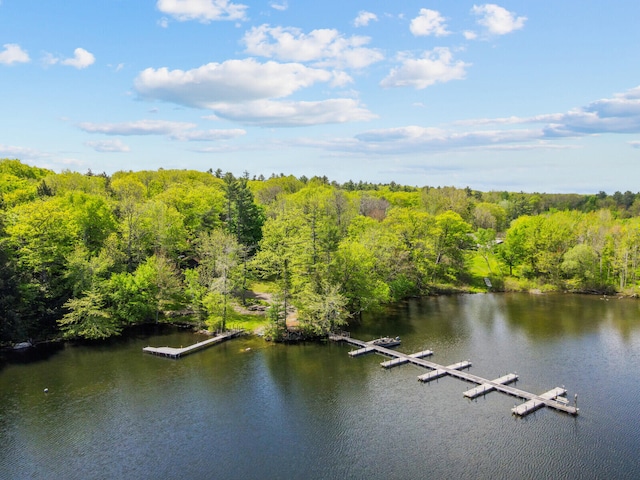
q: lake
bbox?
[1,293,639,479]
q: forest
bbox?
[1,158,639,344]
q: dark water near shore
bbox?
[1,293,640,479]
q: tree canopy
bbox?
[1,158,640,344]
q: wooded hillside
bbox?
[1,159,639,343]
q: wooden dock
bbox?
[143,329,242,359]
[348,346,376,357]
[381,350,433,369]
[329,333,578,417]
[511,387,567,416]
[463,374,519,399]
[418,360,472,382]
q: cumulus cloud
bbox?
[85,139,131,152]
[0,43,30,65]
[62,48,95,69]
[543,86,640,136]
[354,11,377,28]
[78,119,246,141]
[133,57,378,127]
[46,47,95,69]
[242,25,383,69]
[134,58,343,107]
[156,0,247,22]
[472,4,526,35]
[380,47,469,89]
[410,9,449,37]
[204,98,377,127]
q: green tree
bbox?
[195,229,241,331]
[561,244,599,291]
[330,238,390,315]
[383,208,437,293]
[141,200,187,257]
[222,172,264,250]
[111,175,147,270]
[298,282,348,336]
[58,287,121,340]
[422,186,473,220]
[432,211,473,283]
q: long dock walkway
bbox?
[143,329,242,359]
[329,333,578,417]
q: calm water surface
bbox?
[1,293,639,479]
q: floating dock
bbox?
[348,346,375,357]
[143,329,242,359]
[511,387,567,416]
[381,350,434,368]
[463,374,519,399]
[329,333,578,418]
[418,360,472,382]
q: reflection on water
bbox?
[1,294,640,479]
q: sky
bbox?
[1,0,640,193]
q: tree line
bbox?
[1,159,639,344]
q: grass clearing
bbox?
[248,280,279,294]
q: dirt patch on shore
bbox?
[235,290,299,328]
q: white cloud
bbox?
[156,0,247,22]
[458,86,640,142]
[135,58,341,107]
[133,57,378,127]
[204,98,376,126]
[343,85,640,155]
[270,1,287,11]
[410,9,449,37]
[85,139,131,152]
[242,25,383,69]
[348,125,548,154]
[46,48,95,69]
[0,144,47,160]
[0,43,30,65]
[158,17,169,28]
[172,128,246,141]
[453,113,562,127]
[380,47,469,89]
[543,87,640,136]
[108,62,125,72]
[78,119,246,140]
[463,31,478,40]
[472,4,526,35]
[354,11,377,28]
[62,47,95,69]
[79,119,196,135]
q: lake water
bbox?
[1,293,639,479]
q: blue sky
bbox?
[1,0,640,193]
